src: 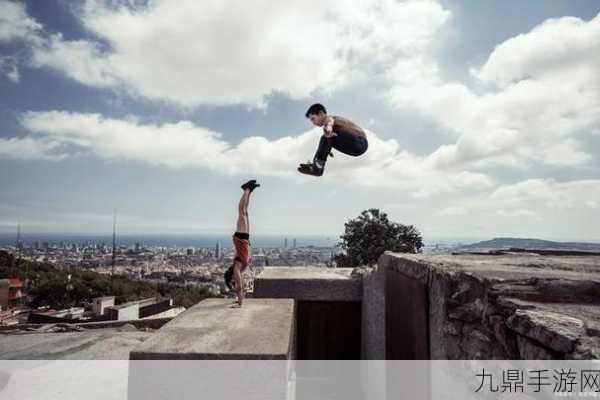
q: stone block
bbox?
[506,309,584,353]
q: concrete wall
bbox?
[360,266,385,360]
[107,303,140,321]
[295,301,361,359]
[359,267,386,400]
[0,279,8,311]
[139,299,171,318]
[92,296,115,316]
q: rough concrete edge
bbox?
[359,265,385,360]
[254,278,362,302]
[0,317,173,333]
[129,351,290,360]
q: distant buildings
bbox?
[0,278,23,311]
[105,300,140,321]
[215,241,220,259]
[92,296,115,316]
[28,296,182,323]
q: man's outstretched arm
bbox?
[233,261,245,306]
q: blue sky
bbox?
[1,0,599,241]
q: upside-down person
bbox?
[224,179,260,306]
[298,103,369,176]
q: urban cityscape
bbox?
[0,217,467,326]
[0,215,349,324]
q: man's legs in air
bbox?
[299,131,369,176]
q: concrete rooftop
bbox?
[254,266,361,301]
[258,267,355,280]
[395,253,600,282]
[129,298,295,360]
[0,327,154,360]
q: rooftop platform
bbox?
[0,327,154,360]
[390,253,600,282]
[129,298,295,360]
[254,267,362,301]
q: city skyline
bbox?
[1,1,599,241]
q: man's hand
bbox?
[323,116,336,138]
[236,286,244,306]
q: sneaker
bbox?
[297,163,324,177]
[241,179,260,191]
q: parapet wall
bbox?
[377,252,600,359]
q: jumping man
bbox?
[298,103,369,176]
[224,179,260,306]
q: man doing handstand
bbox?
[224,179,260,306]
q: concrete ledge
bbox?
[378,252,600,359]
[253,267,362,302]
[0,317,173,332]
[129,298,295,360]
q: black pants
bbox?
[314,131,368,163]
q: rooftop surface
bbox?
[254,267,362,301]
[130,298,295,360]
[257,267,355,280]
[0,327,154,360]
[391,253,600,282]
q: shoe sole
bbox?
[297,168,322,177]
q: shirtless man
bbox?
[224,179,260,306]
[298,103,369,176]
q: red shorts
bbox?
[233,232,251,270]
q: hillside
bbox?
[458,237,600,252]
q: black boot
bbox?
[297,162,324,177]
[241,179,260,191]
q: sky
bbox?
[0,0,599,241]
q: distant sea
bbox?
[0,233,339,248]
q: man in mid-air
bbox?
[298,103,369,176]
[224,179,260,307]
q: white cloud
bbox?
[0,0,41,43]
[0,56,20,82]
[427,178,600,239]
[495,209,538,218]
[16,0,448,107]
[30,34,117,87]
[437,205,467,216]
[474,15,600,88]
[17,110,492,198]
[3,1,598,175]
[388,13,600,171]
[489,179,600,210]
[434,178,600,222]
[0,136,65,160]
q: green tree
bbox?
[335,208,423,268]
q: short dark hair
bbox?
[305,103,327,118]
[224,266,234,290]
